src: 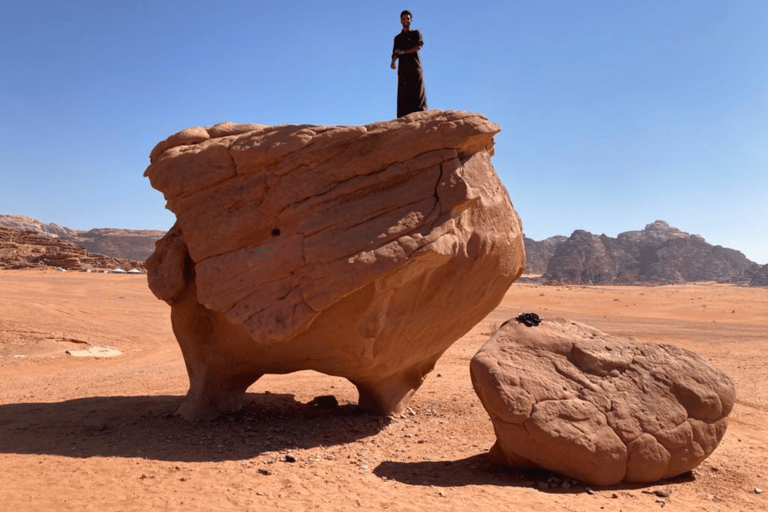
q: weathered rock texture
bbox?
[522,235,566,275]
[744,263,768,287]
[145,110,525,420]
[541,221,754,285]
[0,227,145,271]
[470,317,735,486]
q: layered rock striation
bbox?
[0,227,145,271]
[145,110,525,420]
[522,235,567,275]
[0,215,164,262]
[471,317,735,486]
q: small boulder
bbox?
[470,317,735,485]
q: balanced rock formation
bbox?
[145,110,525,420]
[470,317,735,486]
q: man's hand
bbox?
[390,60,396,69]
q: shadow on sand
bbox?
[0,392,390,462]
[374,457,696,493]
[0,392,697,491]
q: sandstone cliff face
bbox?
[744,263,768,287]
[522,235,566,275]
[542,221,754,285]
[0,227,145,271]
[76,229,165,262]
[144,110,525,420]
[0,215,164,262]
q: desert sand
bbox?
[1,270,766,511]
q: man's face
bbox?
[401,14,411,29]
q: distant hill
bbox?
[4,215,765,286]
[524,220,766,287]
[0,227,146,271]
[522,235,567,274]
[0,215,164,262]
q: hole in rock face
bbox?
[272,228,281,237]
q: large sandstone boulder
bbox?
[145,110,525,420]
[470,317,735,486]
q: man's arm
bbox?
[391,44,421,69]
[391,37,398,69]
[395,45,422,55]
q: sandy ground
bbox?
[0,270,766,511]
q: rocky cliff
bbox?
[0,227,145,271]
[522,235,567,275]
[743,263,768,287]
[539,220,756,285]
[0,215,164,262]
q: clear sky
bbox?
[1,1,766,263]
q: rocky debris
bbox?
[0,227,145,271]
[66,346,122,357]
[524,221,759,285]
[308,395,339,409]
[470,317,735,486]
[0,215,164,261]
[144,110,525,420]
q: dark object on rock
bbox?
[285,454,297,463]
[308,395,339,409]
[516,313,542,327]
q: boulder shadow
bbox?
[373,456,696,492]
[0,392,390,462]
[374,455,549,489]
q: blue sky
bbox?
[1,0,766,263]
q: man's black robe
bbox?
[392,29,428,118]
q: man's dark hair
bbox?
[400,10,412,18]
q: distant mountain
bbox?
[524,220,766,286]
[0,215,164,262]
[743,263,768,287]
[0,227,145,271]
[4,215,765,286]
[522,235,567,274]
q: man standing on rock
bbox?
[390,10,428,117]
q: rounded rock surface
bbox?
[470,317,735,485]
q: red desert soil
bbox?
[1,270,766,511]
